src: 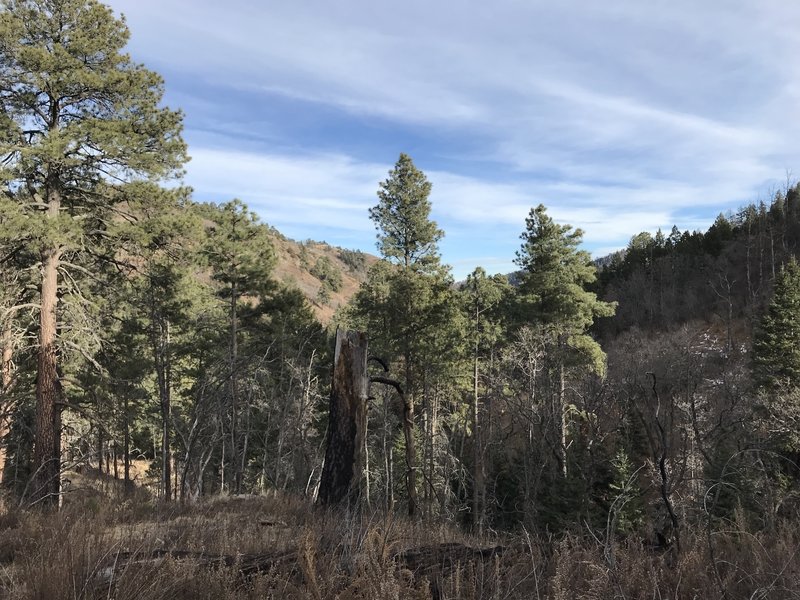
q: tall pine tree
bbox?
[202,199,275,495]
[351,153,460,516]
[514,204,615,476]
[0,0,187,505]
[369,153,442,272]
[462,267,508,530]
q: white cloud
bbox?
[102,0,800,277]
[186,146,744,279]
[187,148,383,234]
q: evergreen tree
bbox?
[369,153,442,271]
[514,204,616,476]
[131,199,203,501]
[0,0,187,505]
[753,257,800,391]
[0,213,35,484]
[202,200,275,494]
[462,267,508,530]
[350,153,459,516]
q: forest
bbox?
[3,1,800,598]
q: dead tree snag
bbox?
[318,329,369,507]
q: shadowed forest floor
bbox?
[1,491,800,599]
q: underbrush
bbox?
[0,493,799,599]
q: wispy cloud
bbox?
[106,0,800,277]
[187,148,382,235]
[186,146,745,278]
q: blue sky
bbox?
[107,0,800,279]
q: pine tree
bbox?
[753,257,800,391]
[462,267,508,530]
[369,153,442,272]
[0,0,187,505]
[202,200,275,494]
[0,213,35,483]
[133,199,203,502]
[514,204,616,476]
[351,153,459,516]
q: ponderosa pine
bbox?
[0,0,186,506]
[514,204,616,476]
[353,153,458,516]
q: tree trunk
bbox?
[239,411,249,495]
[220,426,225,493]
[179,429,197,502]
[1,325,11,389]
[472,348,483,532]
[403,358,418,517]
[32,240,62,507]
[113,443,119,479]
[318,329,369,507]
[230,283,242,494]
[153,317,172,502]
[431,382,444,516]
[98,427,104,473]
[0,322,13,484]
[649,373,681,556]
[381,389,395,512]
[557,356,567,478]
[364,437,371,507]
[173,454,178,501]
[422,383,430,513]
[123,393,131,494]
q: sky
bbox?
[106,0,800,279]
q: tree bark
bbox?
[0,322,13,484]
[403,358,419,517]
[162,321,172,502]
[230,281,242,494]
[558,360,567,478]
[1,325,11,390]
[32,240,62,507]
[152,314,172,502]
[98,427,104,474]
[113,443,119,479]
[318,329,369,507]
[123,393,131,493]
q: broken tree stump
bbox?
[318,329,369,507]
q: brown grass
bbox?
[1,493,800,599]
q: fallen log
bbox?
[394,542,507,600]
[96,541,508,597]
[95,547,300,590]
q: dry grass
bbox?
[1,492,800,599]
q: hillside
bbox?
[10,4,800,599]
[268,233,378,324]
[192,200,378,324]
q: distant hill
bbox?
[267,232,378,324]
[192,201,376,324]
